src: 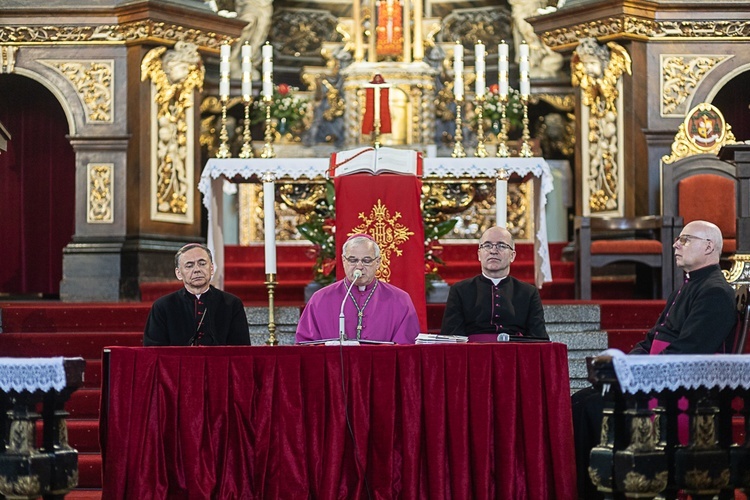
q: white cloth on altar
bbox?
[198,157,554,289]
[0,357,67,392]
[602,348,750,394]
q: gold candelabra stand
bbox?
[373,119,382,149]
[451,98,466,158]
[238,96,255,159]
[260,96,276,159]
[265,273,278,345]
[474,95,488,158]
[519,94,533,158]
[496,95,511,158]
[216,97,231,158]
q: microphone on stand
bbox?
[337,270,362,344]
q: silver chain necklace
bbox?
[347,280,379,340]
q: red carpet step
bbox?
[0,303,148,495]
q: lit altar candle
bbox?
[219,43,230,100]
[475,41,485,98]
[241,43,252,100]
[519,41,530,97]
[454,41,464,100]
[498,41,509,99]
[263,177,277,274]
[262,42,273,99]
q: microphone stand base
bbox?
[325,340,361,346]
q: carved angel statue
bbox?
[232,0,274,77]
[508,0,564,78]
[571,38,631,119]
[572,38,631,213]
[141,42,204,215]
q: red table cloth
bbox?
[100,343,577,499]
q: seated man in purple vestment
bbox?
[295,234,420,344]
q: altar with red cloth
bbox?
[101,343,576,499]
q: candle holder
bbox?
[260,96,276,159]
[451,98,466,158]
[474,95,488,158]
[373,118,382,149]
[496,95,511,158]
[265,273,278,345]
[216,97,231,158]
[238,96,255,159]
[519,94,533,158]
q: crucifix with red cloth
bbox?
[361,74,392,146]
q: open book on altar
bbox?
[328,147,423,177]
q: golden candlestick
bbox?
[216,97,231,158]
[373,119,382,149]
[238,96,255,159]
[519,94,533,158]
[265,273,278,345]
[474,96,488,158]
[260,96,276,159]
[451,98,466,158]
[496,95,511,158]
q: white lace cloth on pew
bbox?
[0,357,66,392]
[602,348,750,394]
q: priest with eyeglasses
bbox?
[440,226,548,339]
[295,234,420,344]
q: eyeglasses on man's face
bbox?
[479,242,514,252]
[343,256,379,266]
[674,234,711,246]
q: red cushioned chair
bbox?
[574,215,678,300]
[662,153,738,292]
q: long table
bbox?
[101,343,577,499]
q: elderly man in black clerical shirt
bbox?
[143,243,250,346]
[573,220,737,498]
[440,226,548,339]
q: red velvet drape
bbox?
[0,74,75,296]
[101,344,577,499]
[334,174,428,331]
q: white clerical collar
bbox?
[483,273,508,286]
[186,285,210,299]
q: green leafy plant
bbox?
[297,181,336,286]
[476,84,523,133]
[424,217,458,294]
[252,83,310,134]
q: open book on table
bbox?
[328,147,423,177]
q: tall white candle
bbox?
[475,41,485,98]
[454,42,464,101]
[241,43,252,99]
[498,41,509,99]
[496,176,508,228]
[219,43,230,100]
[519,41,530,97]
[262,42,273,99]
[263,179,277,274]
